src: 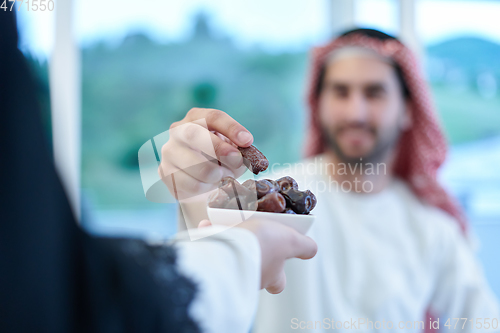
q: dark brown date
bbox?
[220,178,255,201]
[255,179,279,198]
[238,145,269,175]
[207,189,230,208]
[264,179,279,187]
[247,197,258,211]
[225,197,240,210]
[305,189,317,211]
[276,176,298,192]
[242,179,256,190]
[225,195,257,211]
[208,155,317,214]
[257,192,286,213]
[281,189,315,214]
[241,179,278,199]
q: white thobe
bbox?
[253,156,500,333]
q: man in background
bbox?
[253,28,500,332]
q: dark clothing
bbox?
[0,11,200,333]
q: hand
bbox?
[198,219,318,294]
[159,108,254,200]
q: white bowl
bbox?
[207,207,315,235]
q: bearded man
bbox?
[252,28,499,333]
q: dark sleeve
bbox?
[0,10,200,333]
[79,235,201,333]
[81,236,198,333]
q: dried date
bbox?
[257,192,286,213]
[256,179,279,198]
[220,178,255,201]
[208,155,317,214]
[276,176,298,192]
[305,189,317,211]
[238,145,269,175]
[207,189,230,208]
[241,179,278,199]
[281,189,315,214]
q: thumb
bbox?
[290,234,318,260]
[265,269,287,294]
[198,219,212,228]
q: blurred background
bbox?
[17,0,499,296]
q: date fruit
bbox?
[208,168,316,214]
[276,176,298,192]
[238,145,269,175]
[281,189,315,215]
[257,192,286,213]
[207,189,230,208]
[220,177,254,201]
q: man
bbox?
[160,29,499,332]
[252,28,500,332]
[0,10,317,333]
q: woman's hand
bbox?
[159,108,254,200]
[198,219,318,294]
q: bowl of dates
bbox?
[207,176,316,234]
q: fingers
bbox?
[163,144,227,184]
[159,166,219,200]
[235,219,316,295]
[198,219,212,228]
[169,122,244,169]
[214,132,238,148]
[265,269,287,294]
[288,234,318,260]
[185,108,254,147]
[229,163,249,180]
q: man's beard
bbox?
[320,122,401,166]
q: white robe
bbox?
[169,225,261,333]
[253,156,500,333]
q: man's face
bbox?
[318,56,410,164]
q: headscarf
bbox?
[303,31,468,235]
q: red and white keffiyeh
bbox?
[303,33,468,235]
